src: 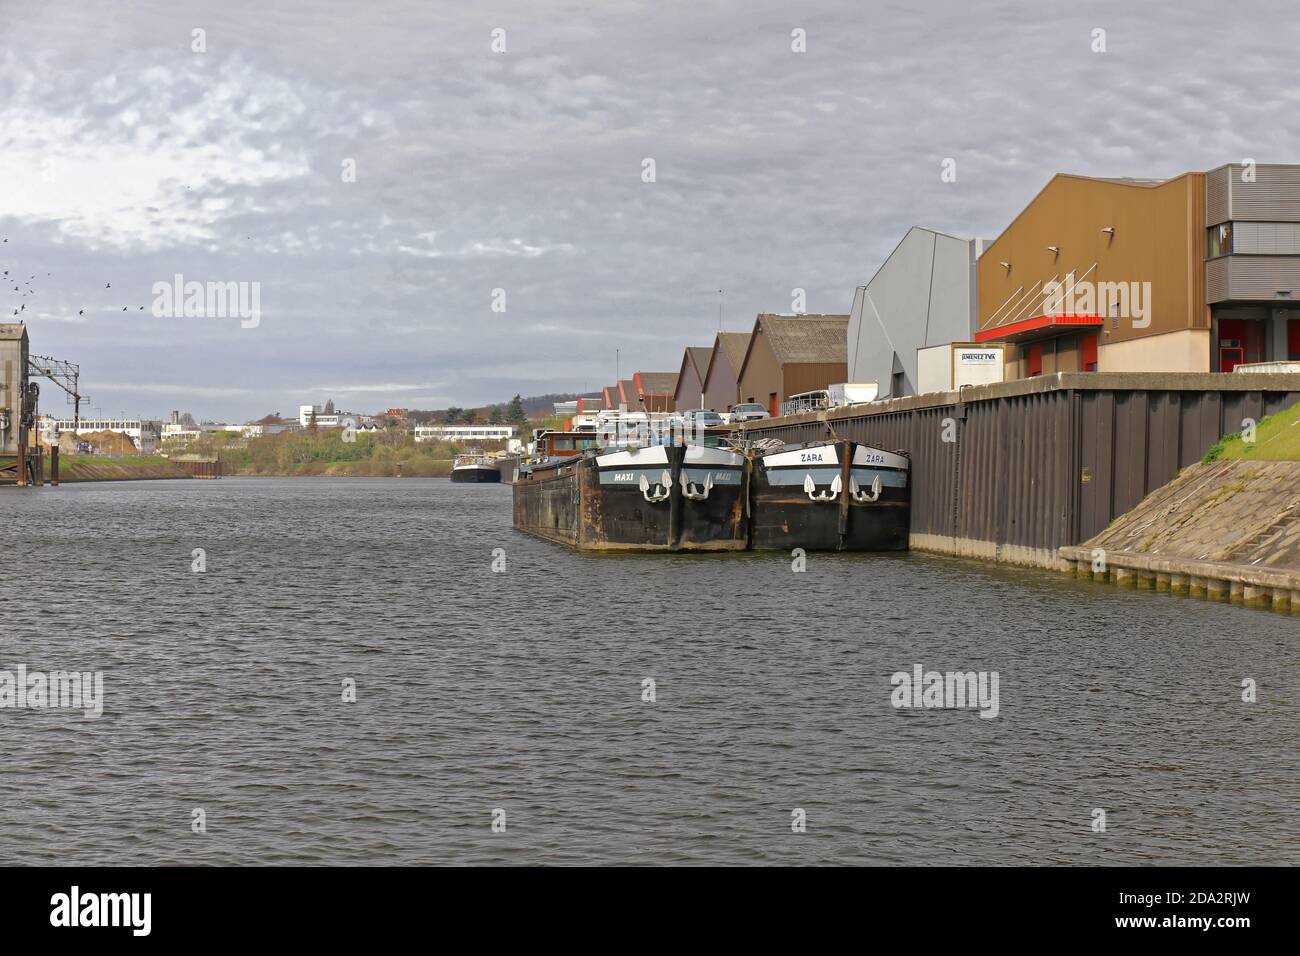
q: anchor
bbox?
[849,474,883,503]
[639,470,673,503]
[682,471,714,501]
[802,473,841,502]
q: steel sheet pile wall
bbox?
[744,373,1300,568]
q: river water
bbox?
[1,478,1295,865]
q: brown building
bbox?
[673,347,713,411]
[976,172,1208,379]
[616,379,636,407]
[701,331,751,413]
[735,314,849,417]
[632,371,678,412]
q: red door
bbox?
[1025,343,1043,377]
[1080,332,1099,372]
[1218,319,1248,371]
[769,392,778,416]
[1289,319,1300,360]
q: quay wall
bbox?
[741,372,1300,569]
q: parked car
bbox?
[729,402,771,423]
[682,409,725,429]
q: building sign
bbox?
[952,345,1008,388]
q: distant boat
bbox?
[451,450,501,483]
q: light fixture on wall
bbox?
[999,261,1011,273]
[1046,245,1060,258]
[1100,227,1115,235]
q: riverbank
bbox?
[229,458,453,477]
[0,455,193,484]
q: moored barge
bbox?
[750,439,909,551]
[513,440,749,551]
[513,431,909,553]
[450,451,503,483]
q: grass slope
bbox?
[1203,401,1300,462]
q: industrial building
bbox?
[1,323,30,459]
[735,313,848,417]
[977,171,1208,380]
[41,416,160,453]
[847,227,985,398]
[971,164,1300,379]
[672,347,713,412]
[413,424,514,442]
[1204,163,1300,369]
[700,331,751,414]
[631,372,678,412]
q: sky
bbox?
[2,0,1298,422]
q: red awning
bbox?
[975,313,1103,343]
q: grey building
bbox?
[1,323,30,456]
[847,227,985,398]
[1205,163,1300,370]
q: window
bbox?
[1208,222,1233,258]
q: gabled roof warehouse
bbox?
[736,313,848,415]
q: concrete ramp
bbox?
[1061,459,1300,611]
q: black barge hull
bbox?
[750,440,909,551]
[513,444,748,551]
[451,466,502,483]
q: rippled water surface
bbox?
[1,478,1295,865]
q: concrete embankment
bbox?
[56,458,192,481]
[1060,459,1300,613]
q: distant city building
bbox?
[161,422,202,443]
[43,416,159,453]
[413,424,514,442]
[298,403,357,429]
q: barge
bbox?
[512,431,909,553]
[513,441,749,551]
[750,439,909,551]
[450,451,503,483]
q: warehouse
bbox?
[701,331,750,414]
[975,171,1208,379]
[672,346,712,412]
[847,226,985,398]
[735,313,848,417]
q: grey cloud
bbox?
[2,0,1299,419]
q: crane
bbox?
[27,353,87,432]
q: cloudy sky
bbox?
[2,0,1297,421]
